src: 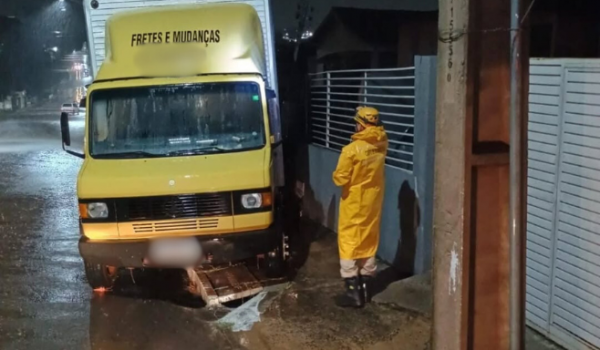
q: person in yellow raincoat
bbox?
[332,106,388,308]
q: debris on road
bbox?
[216,291,267,332]
[187,264,283,307]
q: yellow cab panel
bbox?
[78,75,273,240]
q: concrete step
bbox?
[373,270,432,315]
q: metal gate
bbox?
[527,58,600,350]
[309,66,417,171]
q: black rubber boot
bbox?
[334,277,364,308]
[361,275,374,303]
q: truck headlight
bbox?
[234,189,273,213]
[79,202,109,219]
[241,193,262,209]
[240,192,273,210]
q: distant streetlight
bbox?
[282,29,313,43]
[51,47,59,52]
[301,31,313,40]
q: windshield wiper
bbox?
[94,151,162,159]
[166,147,227,156]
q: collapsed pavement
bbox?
[229,221,432,350]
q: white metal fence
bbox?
[526,58,600,350]
[309,66,416,172]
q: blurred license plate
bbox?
[147,237,202,267]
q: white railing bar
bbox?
[312,135,348,148]
[313,117,355,128]
[312,131,352,144]
[379,111,415,118]
[313,109,415,119]
[312,97,357,104]
[382,120,414,128]
[314,112,414,128]
[311,91,415,99]
[312,98,415,109]
[313,125,415,147]
[386,130,414,137]
[371,101,415,108]
[388,139,414,147]
[386,156,414,165]
[312,76,415,82]
[313,111,354,119]
[312,124,354,136]
[311,124,415,148]
[312,120,415,137]
[387,148,414,156]
[312,130,328,137]
[312,117,356,128]
[311,84,415,90]
[309,67,415,75]
[311,139,415,167]
[311,105,355,112]
[312,136,334,146]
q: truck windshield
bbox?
[89,82,266,158]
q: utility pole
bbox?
[292,1,313,62]
[432,0,530,349]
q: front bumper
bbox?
[78,226,280,268]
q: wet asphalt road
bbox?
[0,106,241,350]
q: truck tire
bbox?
[265,228,291,278]
[84,261,117,290]
[265,190,288,278]
[266,246,285,278]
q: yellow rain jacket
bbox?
[333,126,388,260]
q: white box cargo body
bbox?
[82,0,278,92]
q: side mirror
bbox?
[266,91,282,147]
[79,97,86,109]
[61,112,71,146]
[60,112,85,159]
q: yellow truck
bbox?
[61,1,287,289]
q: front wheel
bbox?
[265,248,285,278]
[265,233,289,278]
[84,261,117,290]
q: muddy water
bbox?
[0,106,242,350]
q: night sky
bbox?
[0,0,437,97]
[1,0,437,32]
[272,0,436,32]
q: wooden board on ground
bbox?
[189,265,264,306]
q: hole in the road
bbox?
[100,263,275,311]
[108,268,206,309]
[221,298,252,309]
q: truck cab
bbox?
[61,3,287,289]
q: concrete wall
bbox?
[303,56,437,275]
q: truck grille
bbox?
[132,218,220,234]
[115,193,232,222]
